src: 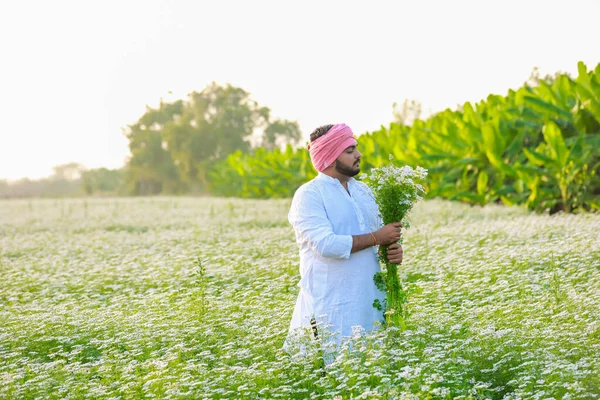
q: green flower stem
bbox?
[380,245,407,329]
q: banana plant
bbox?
[207,62,600,214]
[522,121,599,212]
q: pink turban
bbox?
[307,123,357,172]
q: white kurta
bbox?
[286,173,385,346]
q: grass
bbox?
[0,197,598,399]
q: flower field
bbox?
[1,197,599,399]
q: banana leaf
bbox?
[542,121,568,166]
[524,96,572,120]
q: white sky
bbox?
[1,0,599,181]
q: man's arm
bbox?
[351,222,402,253]
[351,233,378,253]
[289,186,402,259]
[289,187,353,259]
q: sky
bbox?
[1,0,599,181]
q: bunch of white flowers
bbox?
[361,158,427,227]
[361,156,428,328]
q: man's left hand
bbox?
[387,244,403,264]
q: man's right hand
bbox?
[374,222,402,245]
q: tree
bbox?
[51,162,86,181]
[262,119,302,150]
[161,83,270,188]
[81,168,122,195]
[123,82,302,193]
[123,101,186,195]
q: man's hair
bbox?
[310,124,334,142]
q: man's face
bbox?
[334,144,362,177]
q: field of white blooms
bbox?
[1,197,599,399]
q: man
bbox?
[286,123,403,350]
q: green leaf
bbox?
[463,102,482,127]
[451,191,481,204]
[505,129,528,159]
[496,185,515,196]
[422,153,458,162]
[578,61,588,73]
[456,157,482,165]
[500,195,516,206]
[524,96,572,120]
[523,148,554,166]
[477,171,488,195]
[481,122,504,169]
[543,121,568,166]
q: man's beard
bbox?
[335,159,360,177]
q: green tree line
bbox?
[0,163,122,199]
[5,62,598,213]
[211,61,600,213]
[122,82,301,195]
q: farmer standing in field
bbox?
[285,123,404,352]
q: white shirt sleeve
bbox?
[288,186,353,260]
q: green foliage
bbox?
[262,119,303,150]
[81,168,122,195]
[123,83,302,195]
[209,145,317,198]
[215,62,600,213]
[364,61,600,213]
[124,100,184,195]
